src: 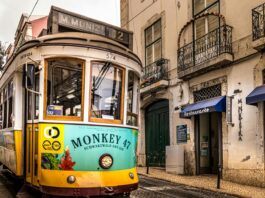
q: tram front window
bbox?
[46,58,83,119]
[90,62,124,123]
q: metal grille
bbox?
[178,25,233,72]
[252,3,265,41]
[142,58,169,88]
[193,84,221,102]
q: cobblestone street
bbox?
[0,170,238,198]
[131,175,237,198]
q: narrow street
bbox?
[0,170,238,198]
[131,175,237,198]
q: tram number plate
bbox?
[106,52,116,61]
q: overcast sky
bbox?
[0,0,120,43]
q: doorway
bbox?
[145,100,169,167]
[195,112,220,174]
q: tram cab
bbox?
[0,6,141,197]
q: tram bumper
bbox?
[39,168,138,196]
[40,183,138,196]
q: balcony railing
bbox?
[178,25,233,73]
[252,3,265,41]
[141,58,169,88]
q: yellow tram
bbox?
[0,6,141,197]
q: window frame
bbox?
[193,0,220,39]
[0,78,14,129]
[43,58,85,121]
[89,61,125,125]
[145,19,162,66]
[193,0,219,17]
[126,70,139,127]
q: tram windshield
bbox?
[45,58,83,119]
[90,62,124,122]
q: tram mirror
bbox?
[24,64,35,89]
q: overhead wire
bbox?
[28,0,40,21]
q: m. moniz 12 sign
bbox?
[39,124,138,171]
[47,6,133,49]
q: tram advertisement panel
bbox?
[39,124,138,171]
[0,131,16,173]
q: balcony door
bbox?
[194,0,220,64]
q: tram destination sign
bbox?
[48,6,133,49]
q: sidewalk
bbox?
[137,167,265,198]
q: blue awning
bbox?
[246,85,265,105]
[180,96,226,118]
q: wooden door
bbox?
[145,100,169,167]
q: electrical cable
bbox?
[28,0,40,21]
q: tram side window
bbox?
[8,81,13,128]
[90,62,124,122]
[126,71,139,126]
[0,92,2,129]
[35,72,39,119]
[46,59,83,119]
[27,69,39,120]
[3,88,7,128]
[1,80,14,129]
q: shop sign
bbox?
[177,125,187,144]
[226,96,233,124]
[183,107,210,117]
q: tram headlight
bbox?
[99,154,113,169]
[67,175,76,184]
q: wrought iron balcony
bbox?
[252,3,265,50]
[141,58,169,94]
[177,25,233,79]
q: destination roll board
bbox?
[47,6,133,49]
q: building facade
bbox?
[121,0,265,187]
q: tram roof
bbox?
[1,32,142,80]
[1,6,142,79]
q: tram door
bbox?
[145,100,170,167]
[24,65,39,186]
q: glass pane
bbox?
[126,71,139,126]
[145,26,153,46]
[8,81,13,97]
[146,45,153,65]
[199,114,210,168]
[195,17,206,39]
[35,73,39,119]
[154,40,162,62]
[194,0,205,15]
[127,72,134,113]
[4,101,7,128]
[91,62,123,120]
[208,5,219,32]
[8,97,13,127]
[47,59,83,117]
[0,104,2,129]
[207,0,217,6]
[153,20,161,41]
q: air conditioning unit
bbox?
[165,145,184,174]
